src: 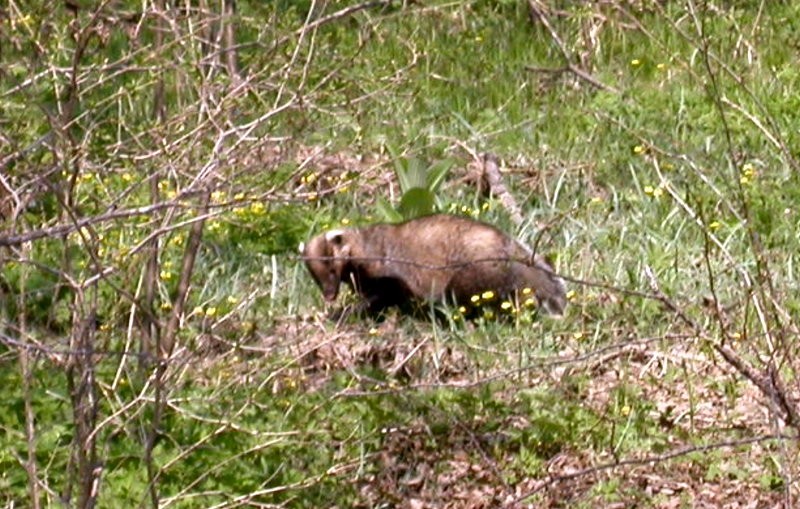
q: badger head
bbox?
[301,229,351,302]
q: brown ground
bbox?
[227,309,798,509]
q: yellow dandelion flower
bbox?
[234,192,246,201]
[452,313,461,321]
[731,332,741,339]
[656,63,666,71]
[482,309,495,320]
[458,306,467,314]
[500,301,513,311]
[523,297,536,308]
[521,287,533,296]
[621,405,631,416]
[482,202,490,210]
[630,59,642,67]
[160,302,172,310]
[572,331,584,340]
[652,187,664,198]
[341,218,350,225]
[470,295,480,304]
[121,172,133,182]
[192,306,204,316]
[643,185,655,196]
[368,327,379,336]
[740,176,750,185]
[662,162,674,170]
[566,290,577,301]
[709,221,721,230]
[250,202,265,214]
[307,192,318,202]
[227,296,238,305]
[211,190,225,202]
[159,270,172,281]
[481,290,495,301]
[633,145,646,155]
[338,186,349,193]
[742,163,755,178]
[204,307,217,317]
[166,190,177,200]
[590,196,603,204]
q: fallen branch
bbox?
[481,153,524,227]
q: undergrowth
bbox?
[2,0,799,507]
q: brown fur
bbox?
[300,214,566,315]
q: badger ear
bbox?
[325,229,345,245]
[297,242,306,254]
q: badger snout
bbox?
[322,287,339,302]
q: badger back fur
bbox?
[300,214,566,315]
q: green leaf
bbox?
[398,187,435,219]
[376,196,404,222]
[397,158,427,192]
[425,158,455,193]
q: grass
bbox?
[2,0,800,506]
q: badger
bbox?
[300,214,566,316]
